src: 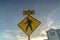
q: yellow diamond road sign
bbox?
[18,15,41,36]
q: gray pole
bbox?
[28,35,30,40]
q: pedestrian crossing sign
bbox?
[18,15,41,36]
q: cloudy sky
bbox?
[0,0,60,40]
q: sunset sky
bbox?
[0,0,60,40]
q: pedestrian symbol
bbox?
[25,18,33,31]
[18,15,41,36]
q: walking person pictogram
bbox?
[25,18,33,31]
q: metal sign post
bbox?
[28,35,30,40]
